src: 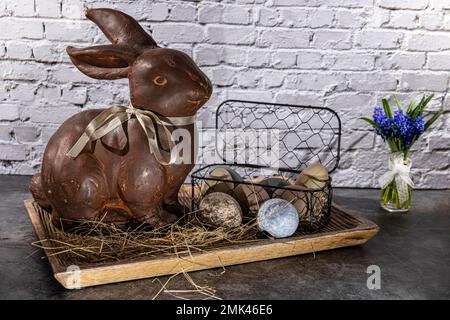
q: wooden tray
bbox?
[24,186,379,289]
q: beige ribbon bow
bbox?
[66,103,196,165]
[378,152,414,206]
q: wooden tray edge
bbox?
[24,199,379,289]
[331,202,380,232]
[24,199,68,284]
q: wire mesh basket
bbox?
[191,100,341,231]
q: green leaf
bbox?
[412,94,434,119]
[424,110,443,131]
[393,95,403,110]
[408,136,417,149]
[387,139,398,153]
[406,99,416,114]
[382,98,393,118]
[360,117,380,129]
[411,95,426,119]
[418,94,434,116]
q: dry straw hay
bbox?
[30,181,326,299]
[31,207,261,300]
[32,208,261,265]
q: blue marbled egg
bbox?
[257,199,299,238]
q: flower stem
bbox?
[381,178,412,210]
[403,148,410,162]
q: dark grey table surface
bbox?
[0,174,449,300]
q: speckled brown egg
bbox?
[198,192,243,228]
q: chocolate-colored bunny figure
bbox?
[29,8,212,227]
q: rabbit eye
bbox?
[153,76,167,86]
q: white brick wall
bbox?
[0,0,449,188]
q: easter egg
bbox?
[236,184,270,214]
[246,176,296,185]
[257,198,299,238]
[259,176,290,197]
[201,166,242,196]
[216,166,242,181]
[306,190,328,225]
[272,185,308,218]
[272,185,328,226]
[296,163,329,190]
[199,192,243,228]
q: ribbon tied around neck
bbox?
[378,152,414,206]
[66,103,196,165]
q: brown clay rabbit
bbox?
[29,8,212,227]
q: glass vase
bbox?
[379,153,413,213]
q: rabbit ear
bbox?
[67,44,138,80]
[86,8,157,52]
